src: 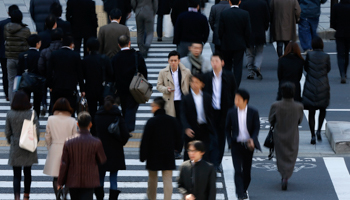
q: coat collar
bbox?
[154,108,166,116]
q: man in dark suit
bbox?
[0,5,19,101]
[103,0,132,25]
[47,36,85,114]
[50,2,72,36]
[181,74,214,162]
[112,35,147,133]
[225,89,261,200]
[170,0,188,26]
[38,14,57,51]
[203,53,236,173]
[219,0,251,87]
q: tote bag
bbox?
[19,111,38,152]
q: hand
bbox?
[185,194,196,200]
[49,88,52,92]
[57,185,62,190]
[185,129,195,138]
[247,138,255,151]
[167,87,174,92]
[81,92,86,97]
[127,13,131,19]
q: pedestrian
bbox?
[103,0,132,25]
[94,96,130,200]
[302,37,330,144]
[298,0,328,53]
[17,34,44,118]
[218,0,252,88]
[203,53,237,173]
[50,2,72,36]
[43,98,77,197]
[181,74,214,162]
[4,9,31,102]
[177,140,216,200]
[276,42,304,102]
[38,14,57,51]
[173,0,209,58]
[131,0,158,57]
[157,0,172,41]
[112,35,147,132]
[269,82,303,190]
[29,0,59,33]
[225,89,261,200]
[209,0,230,54]
[180,43,211,74]
[0,4,19,102]
[331,0,350,83]
[57,112,107,200]
[5,91,40,200]
[170,0,188,26]
[47,36,86,114]
[157,50,191,158]
[240,0,270,80]
[98,8,130,59]
[140,97,182,200]
[66,0,98,56]
[270,0,301,57]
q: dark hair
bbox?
[191,42,203,47]
[190,73,204,83]
[168,50,180,59]
[27,34,41,47]
[104,95,115,111]
[77,111,91,129]
[51,28,63,41]
[311,36,324,50]
[50,2,62,17]
[188,140,206,152]
[8,5,19,16]
[86,37,100,52]
[118,35,130,47]
[211,53,223,61]
[62,36,74,46]
[282,42,304,60]
[109,8,122,20]
[11,9,23,24]
[281,82,295,99]
[11,90,32,110]
[45,14,57,30]
[229,0,240,5]
[236,89,250,103]
[188,0,200,7]
[52,98,74,114]
[153,97,166,109]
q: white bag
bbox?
[163,14,174,38]
[19,111,38,152]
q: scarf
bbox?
[188,52,203,74]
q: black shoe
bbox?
[311,136,316,145]
[282,179,288,190]
[157,37,162,42]
[316,130,322,141]
[174,152,182,159]
[252,68,263,80]
[242,192,248,199]
[341,77,346,84]
[216,165,223,173]
[247,74,254,79]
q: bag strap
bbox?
[30,110,35,122]
[135,51,139,75]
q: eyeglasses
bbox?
[187,149,199,153]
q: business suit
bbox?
[0,18,11,99]
[209,0,230,53]
[219,6,251,87]
[225,106,261,198]
[203,69,236,167]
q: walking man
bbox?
[181,43,212,74]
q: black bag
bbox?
[108,116,132,145]
[264,126,274,160]
[101,55,117,98]
[19,54,46,94]
[56,188,67,200]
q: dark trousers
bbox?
[210,110,226,167]
[184,124,211,162]
[231,142,254,198]
[214,44,222,55]
[336,37,350,78]
[23,89,43,119]
[13,166,32,194]
[276,41,289,58]
[69,188,94,200]
[120,94,139,132]
[174,100,183,153]
[50,89,77,115]
[298,17,319,51]
[0,58,8,98]
[222,50,245,88]
[157,14,164,38]
[86,92,104,136]
[73,36,91,57]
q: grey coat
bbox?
[131,0,158,15]
[209,1,230,46]
[5,110,40,166]
[269,99,303,179]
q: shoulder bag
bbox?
[264,126,274,160]
[19,54,46,94]
[19,111,38,152]
[108,116,132,145]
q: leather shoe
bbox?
[252,68,263,80]
[282,179,288,190]
[316,130,322,141]
[310,136,316,145]
[242,192,248,199]
[216,165,223,173]
[341,77,346,84]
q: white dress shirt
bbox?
[171,67,182,101]
[237,106,250,142]
[191,89,207,124]
[121,47,130,51]
[231,5,239,8]
[111,20,119,23]
[212,70,222,110]
[29,47,39,51]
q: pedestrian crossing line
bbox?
[324,157,350,200]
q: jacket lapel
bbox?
[166,67,174,85]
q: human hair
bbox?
[191,42,203,47]
[188,0,200,8]
[118,35,130,48]
[190,73,204,83]
[86,37,100,52]
[236,89,250,103]
[187,140,206,152]
[8,5,19,16]
[229,0,240,5]
[311,36,324,50]
[11,91,32,110]
[282,42,304,60]
[77,111,91,129]
[62,36,74,46]
[51,28,63,41]
[281,82,295,99]
[153,97,165,109]
[27,34,41,47]
[50,2,62,17]
[168,50,180,59]
[109,8,122,20]
[211,53,223,61]
[52,98,74,114]
[45,14,57,30]
[11,9,23,24]
[104,95,115,111]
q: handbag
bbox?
[19,111,38,152]
[101,55,117,98]
[77,96,89,114]
[264,126,274,160]
[56,188,67,200]
[129,52,153,104]
[19,54,46,94]
[108,116,132,144]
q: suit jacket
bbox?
[57,18,72,37]
[0,18,11,58]
[38,29,52,51]
[156,63,191,117]
[98,22,130,58]
[17,49,42,76]
[209,1,230,46]
[225,106,261,150]
[219,7,252,51]
[331,0,350,38]
[47,47,85,92]
[131,0,158,16]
